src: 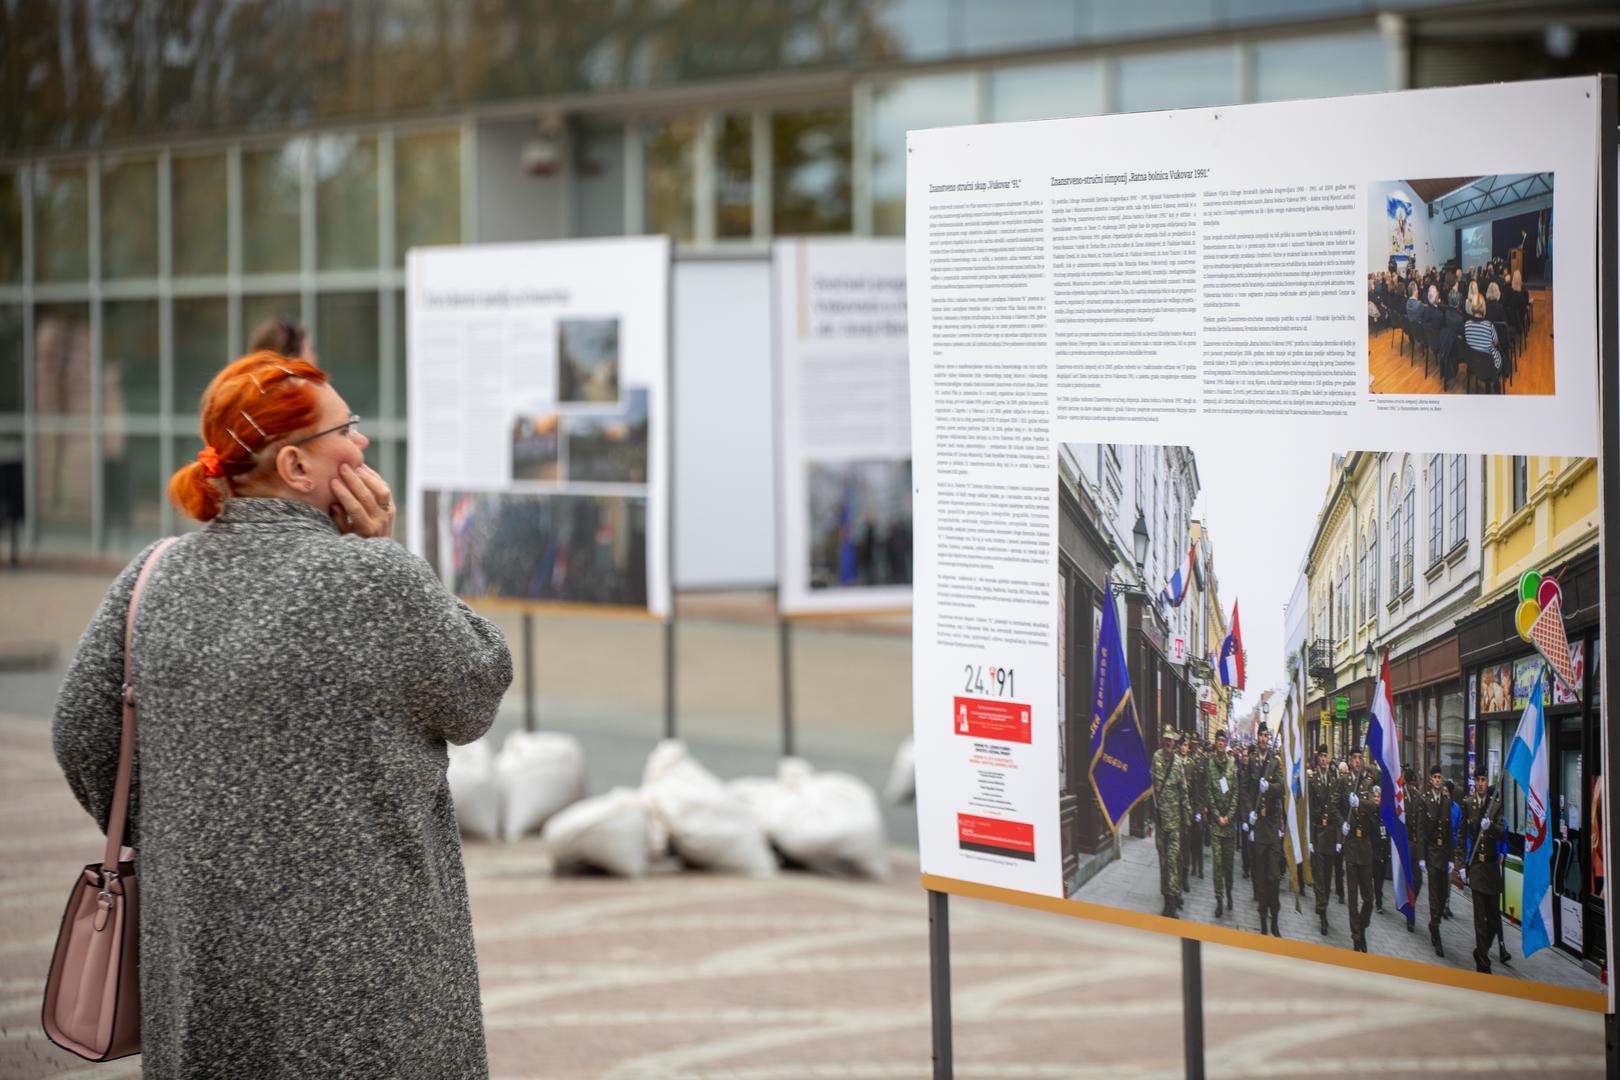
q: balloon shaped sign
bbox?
[1519,569,1542,603]
[1516,598,1541,642]
[1537,577,1563,611]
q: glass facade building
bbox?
[1,0,1613,556]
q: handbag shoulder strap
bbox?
[102,537,179,874]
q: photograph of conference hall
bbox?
[1053,441,1601,993]
[1366,174,1554,395]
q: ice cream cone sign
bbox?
[1517,568,1577,693]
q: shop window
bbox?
[0,307,21,414]
[645,118,697,243]
[1117,46,1236,115]
[100,158,159,280]
[0,170,19,283]
[771,107,853,236]
[315,134,379,271]
[395,130,462,265]
[103,435,164,549]
[988,59,1105,123]
[715,114,754,239]
[1252,32,1385,103]
[242,141,306,275]
[35,431,93,550]
[316,291,381,419]
[172,154,228,277]
[173,297,229,415]
[33,303,91,416]
[870,75,975,235]
[32,162,89,283]
[1439,688,1465,791]
[102,300,161,416]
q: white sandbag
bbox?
[883,736,915,805]
[446,738,500,841]
[495,730,587,841]
[541,787,650,878]
[640,740,776,876]
[748,758,890,879]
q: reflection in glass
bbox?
[716,114,753,239]
[33,164,89,282]
[0,307,20,412]
[1253,33,1386,103]
[242,294,303,355]
[1117,46,1238,114]
[646,119,696,243]
[575,126,626,238]
[990,60,1105,122]
[1092,0,1218,39]
[174,297,229,414]
[317,291,380,419]
[871,77,975,234]
[316,135,378,270]
[103,300,161,415]
[37,431,93,551]
[242,142,305,274]
[104,435,164,548]
[0,171,21,282]
[960,0,1078,53]
[772,108,852,235]
[34,304,92,416]
[395,131,461,265]
[173,154,228,277]
[101,159,159,278]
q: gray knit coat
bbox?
[52,497,513,1078]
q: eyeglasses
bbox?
[291,415,361,447]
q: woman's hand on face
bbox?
[329,464,395,539]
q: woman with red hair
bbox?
[52,351,512,1078]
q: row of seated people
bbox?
[1368,263,1534,389]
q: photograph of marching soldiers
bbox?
[1057,443,1603,991]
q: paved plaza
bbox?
[0,568,1609,1078]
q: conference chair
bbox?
[1464,346,1503,394]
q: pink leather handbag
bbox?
[42,536,176,1062]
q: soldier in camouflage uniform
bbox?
[1183,734,1207,883]
[1206,730,1240,917]
[1307,744,1340,936]
[1248,722,1287,937]
[1458,768,1507,973]
[1151,725,1187,917]
[1236,744,1252,880]
[1413,765,1456,957]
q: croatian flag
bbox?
[1218,601,1244,689]
[1505,665,1553,957]
[1366,651,1417,924]
[1159,545,1196,609]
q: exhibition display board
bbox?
[906,76,1612,1012]
[407,237,672,618]
[774,238,912,616]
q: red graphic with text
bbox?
[952,696,1032,744]
[957,813,1036,860]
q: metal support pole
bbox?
[1599,74,1618,1079]
[1181,938,1205,1080]
[663,617,677,740]
[1606,1012,1618,1080]
[522,613,536,733]
[779,617,795,758]
[928,890,953,1080]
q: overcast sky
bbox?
[1188,439,1334,724]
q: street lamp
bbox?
[1364,639,1378,675]
[1132,510,1150,570]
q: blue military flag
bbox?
[1089,578,1153,830]
[1505,665,1553,957]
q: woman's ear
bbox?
[275,445,315,493]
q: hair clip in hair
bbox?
[239,409,268,440]
[224,429,254,454]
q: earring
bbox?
[302,480,315,492]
